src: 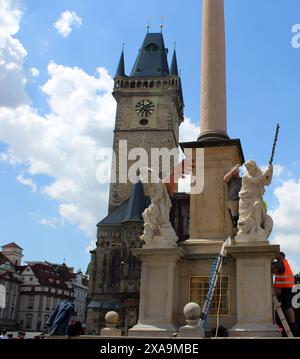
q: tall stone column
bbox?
[199,0,228,141]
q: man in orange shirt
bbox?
[272,252,297,334]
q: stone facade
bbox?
[86,32,186,335]
[17,262,88,331]
[0,243,22,329]
[0,271,21,330]
[86,221,142,335]
[17,263,73,331]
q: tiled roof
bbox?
[130,32,169,77]
[28,263,71,290]
[98,181,149,225]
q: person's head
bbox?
[280,252,286,259]
[244,160,259,176]
[7,334,13,339]
[233,168,240,177]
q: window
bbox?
[53,298,58,310]
[27,295,34,309]
[189,275,230,316]
[46,296,51,310]
[144,43,159,52]
[25,314,33,329]
[29,277,33,281]
[139,119,149,126]
[43,314,50,329]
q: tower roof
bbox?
[130,33,169,77]
[2,242,23,250]
[98,181,149,225]
[170,50,179,76]
[115,50,126,77]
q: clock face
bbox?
[135,99,155,117]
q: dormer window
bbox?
[144,43,159,53]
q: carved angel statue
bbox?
[237,160,273,238]
[139,167,178,247]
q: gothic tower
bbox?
[86,31,185,335]
[109,32,184,212]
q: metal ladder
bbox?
[198,237,231,329]
[272,291,294,337]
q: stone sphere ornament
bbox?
[105,311,119,327]
[183,302,201,321]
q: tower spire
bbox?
[198,0,228,141]
[115,48,126,78]
[147,18,150,33]
[170,49,179,76]
[160,17,164,33]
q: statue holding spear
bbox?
[236,124,280,240]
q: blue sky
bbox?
[1,0,300,272]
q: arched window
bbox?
[143,81,148,88]
[130,81,136,88]
[149,81,155,88]
[110,252,120,286]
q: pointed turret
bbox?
[115,50,126,78]
[130,33,169,77]
[170,50,179,76]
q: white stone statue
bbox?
[237,160,273,240]
[139,167,178,248]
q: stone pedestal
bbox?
[129,247,184,337]
[179,302,205,338]
[227,243,281,337]
[180,140,244,240]
[100,311,121,337]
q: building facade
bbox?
[86,31,186,335]
[0,243,22,330]
[0,242,88,331]
[17,262,88,331]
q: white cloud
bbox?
[0,0,29,107]
[30,67,39,77]
[39,217,63,229]
[54,10,82,38]
[179,117,199,143]
[0,3,116,241]
[0,0,22,38]
[0,63,116,239]
[16,173,37,192]
[270,178,300,273]
[260,164,284,178]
